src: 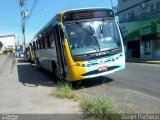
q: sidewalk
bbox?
[0,56,81,114]
[126,58,160,65]
[0,55,8,70]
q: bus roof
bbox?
[33,8,114,39]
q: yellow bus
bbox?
[24,43,35,63]
[30,8,125,81]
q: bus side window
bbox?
[44,37,48,49]
[37,39,39,49]
[33,41,36,50]
[40,36,45,49]
[43,32,49,49]
[42,37,45,49]
[48,30,55,48]
[39,39,41,49]
[47,33,50,48]
[36,40,39,50]
[38,39,41,49]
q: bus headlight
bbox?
[82,64,85,67]
[76,63,80,66]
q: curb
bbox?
[126,61,160,65]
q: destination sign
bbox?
[63,9,114,22]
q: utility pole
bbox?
[19,0,25,52]
[18,36,19,45]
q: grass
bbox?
[54,82,76,99]
[121,96,134,114]
[80,96,120,120]
[53,82,125,119]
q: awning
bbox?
[120,17,160,41]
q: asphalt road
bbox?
[0,55,160,113]
[78,63,160,98]
[107,63,160,98]
[75,63,160,113]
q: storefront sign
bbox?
[140,28,151,35]
[120,17,160,40]
[156,24,160,33]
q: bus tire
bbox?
[30,59,35,64]
[36,58,41,70]
[52,62,59,82]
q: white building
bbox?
[0,35,15,53]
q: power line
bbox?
[17,0,21,7]
[24,0,28,8]
[25,0,39,24]
[0,16,20,25]
[19,0,26,52]
[19,0,39,51]
[26,25,40,29]
[0,22,20,27]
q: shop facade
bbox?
[120,17,160,59]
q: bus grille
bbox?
[81,66,120,76]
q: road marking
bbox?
[128,63,160,67]
[124,88,160,102]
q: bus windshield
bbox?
[64,19,121,56]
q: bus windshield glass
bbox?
[64,19,121,56]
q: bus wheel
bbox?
[30,59,35,64]
[34,59,36,64]
[36,58,41,69]
[52,62,59,82]
[71,80,82,89]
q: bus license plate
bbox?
[98,66,107,71]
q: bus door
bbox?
[53,24,66,78]
[32,41,37,61]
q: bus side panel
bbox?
[64,39,86,81]
[36,48,58,72]
[29,46,35,62]
[68,65,86,81]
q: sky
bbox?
[0,0,117,44]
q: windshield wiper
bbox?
[75,21,93,36]
[102,47,120,53]
[88,24,101,51]
[75,21,101,51]
[99,19,105,38]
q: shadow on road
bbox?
[17,62,55,87]
[72,76,113,90]
[17,59,114,89]
[18,58,29,63]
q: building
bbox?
[0,41,3,54]
[0,35,15,53]
[115,0,160,59]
